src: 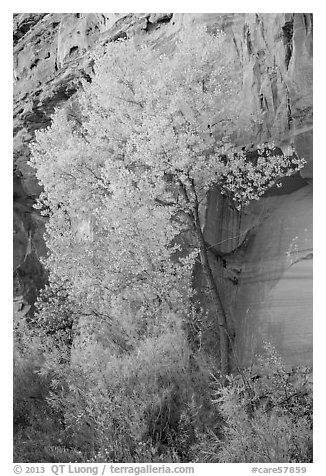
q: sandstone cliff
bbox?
[13,13,313,367]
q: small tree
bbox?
[30,26,305,374]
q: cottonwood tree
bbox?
[30,26,305,374]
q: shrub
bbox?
[193,342,313,463]
[32,313,213,462]
[13,323,66,462]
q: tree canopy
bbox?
[29,25,305,370]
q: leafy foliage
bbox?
[14,309,215,462]
[29,25,305,371]
[193,342,313,463]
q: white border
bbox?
[4,4,323,473]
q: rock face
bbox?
[13,13,313,367]
[234,185,313,367]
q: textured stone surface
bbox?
[231,184,313,368]
[13,13,313,367]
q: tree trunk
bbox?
[177,178,230,374]
[191,199,230,374]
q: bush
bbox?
[193,342,313,463]
[14,307,312,464]
[13,332,66,462]
[26,313,213,463]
